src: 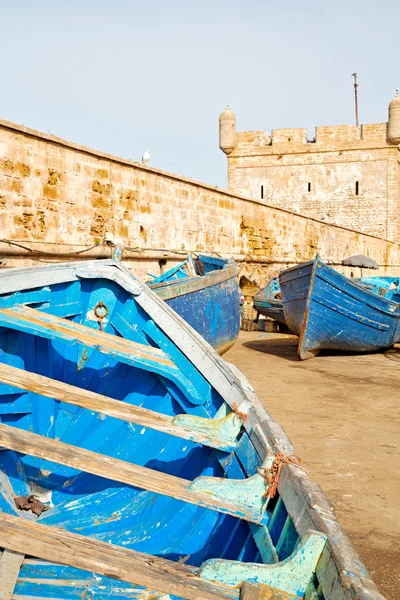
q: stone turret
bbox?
[219,106,236,155]
[388,89,400,145]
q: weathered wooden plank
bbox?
[0,424,267,524]
[0,512,239,600]
[0,306,204,405]
[0,549,24,600]
[241,582,297,600]
[0,363,238,452]
[150,263,235,300]
[0,305,170,366]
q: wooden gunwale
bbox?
[149,262,237,301]
[315,264,400,315]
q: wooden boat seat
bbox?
[0,511,325,600]
[0,362,243,452]
[0,512,239,600]
[0,423,268,525]
[0,305,205,406]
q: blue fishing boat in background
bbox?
[279,256,400,360]
[354,276,400,301]
[254,277,286,326]
[0,260,385,600]
[149,254,240,354]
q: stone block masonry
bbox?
[0,118,400,292]
[224,119,400,244]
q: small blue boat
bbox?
[279,256,400,360]
[254,277,286,325]
[0,260,385,599]
[354,275,400,301]
[149,254,240,355]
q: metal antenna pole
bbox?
[352,73,359,127]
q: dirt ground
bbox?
[225,331,400,600]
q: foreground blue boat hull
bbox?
[254,278,286,325]
[150,256,240,354]
[280,258,400,360]
[0,260,386,600]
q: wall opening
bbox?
[355,181,359,196]
[308,182,312,192]
[261,185,264,199]
[159,258,167,275]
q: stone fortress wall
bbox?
[220,92,400,245]
[1,117,400,295]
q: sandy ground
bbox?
[225,331,400,600]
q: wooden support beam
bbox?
[0,305,204,405]
[0,363,239,452]
[0,512,239,600]
[0,549,24,600]
[0,424,267,524]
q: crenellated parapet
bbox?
[220,92,400,156]
[220,91,400,244]
[271,128,308,145]
[232,122,394,154]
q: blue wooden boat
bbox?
[279,256,400,360]
[254,274,400,330]
[0,260,386,600]
[149,254,240,355]
[254,277,286,325]
[354,275,400,301]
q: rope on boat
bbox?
[231,402,248,422]
[258,452,305,499]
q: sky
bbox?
[1,1,399,188]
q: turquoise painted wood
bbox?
[199,530,326,597]
[149,254,240,354]
[279,256,400,360]
[354,275,400,301]
[0,260,386,600]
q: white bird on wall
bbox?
[142,149,150,165]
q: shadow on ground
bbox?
[243,336,299,361]
[245,335,400,365]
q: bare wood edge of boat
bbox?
[149,260,238,301]
[243,383,386,600]
[0,260,387,600]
